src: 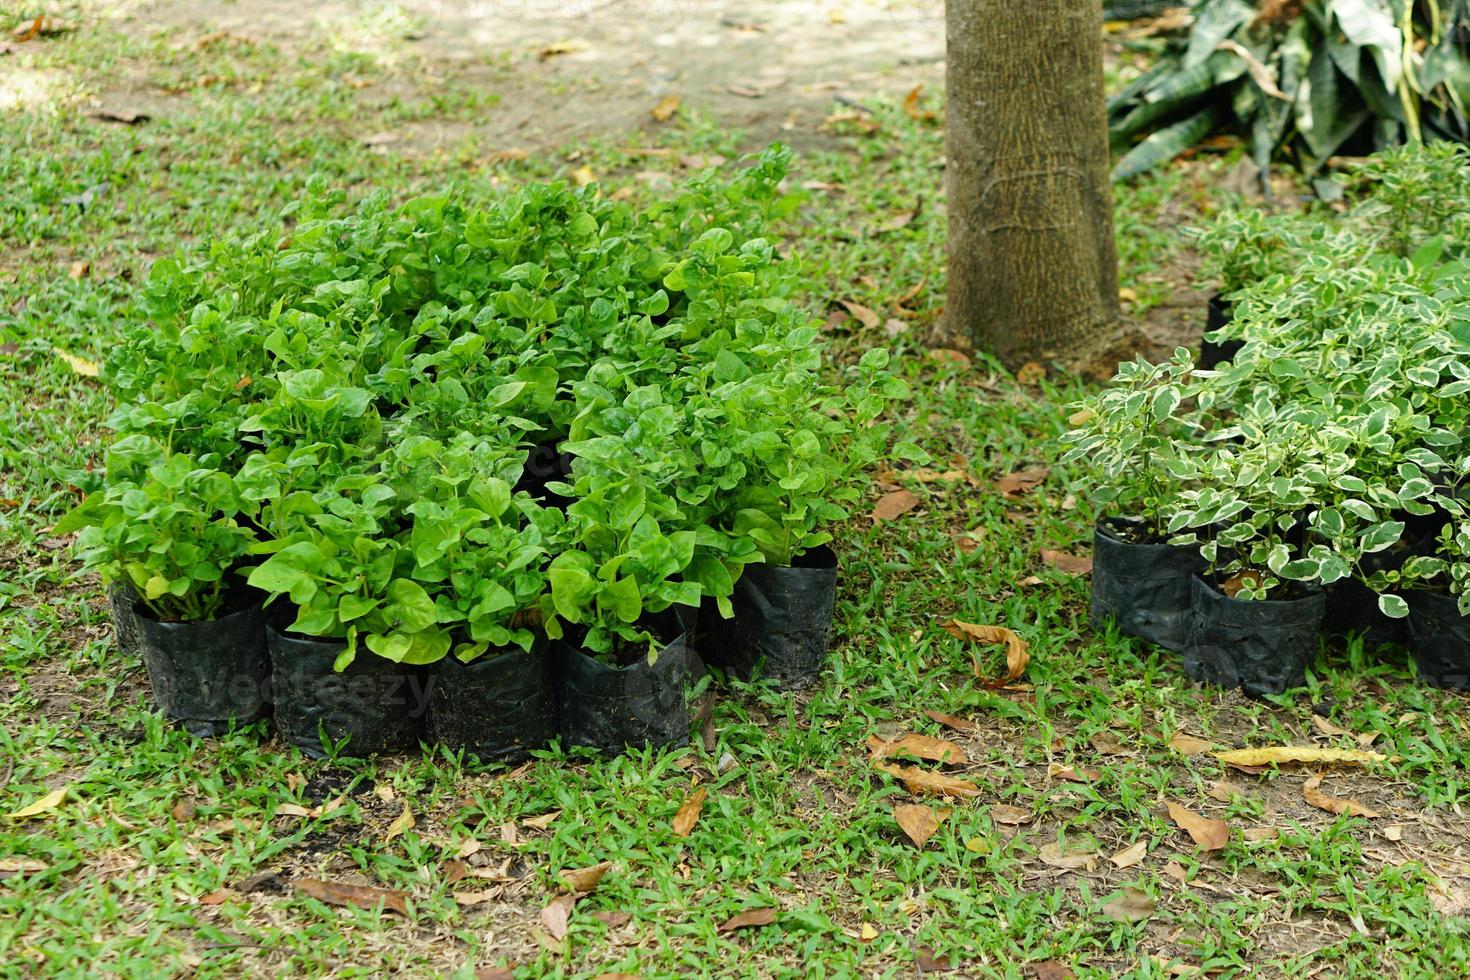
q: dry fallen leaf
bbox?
[56,351,99,378]
[871,489,921,522]
[868,733,969,765]
[295,878,408,916]
[88,108,149,125]
[1310,715,1354,738]
[1213,746,1387,768]
[592,910,632,928]
[1302,774,1380,818]
[541,893,576,940]
[928,348,972,369]
[487,147,531,164]
[1040,549,1092,576]
[382,803,414,843]
[1038,840,1099,872]
[922,709,978,734]
[1168,733,1217,756]
[894,803,948,846]
[68,260,89,280]
[1049,763,1103,783]
[0,857,48,879]
[570,165,597,188]
[939,620,1030,686]
[902,84,937,122]
[1029,962,1076,980]
[360,131,399,147]
[7,787,68,821]
[995,467,1050,497]
[1383,825,1404,842]
[1165,802,1229,851]
[671,786,707,838]
[538,39,590,59]
[874,762,982,799]
[1241,827,1279,843]
[1206,780,1242,804]
[559,861,614,892]
[650,94,681,122]
[523,810,561,829]
[877,208,918,234]
[840,300,881,329]
[989,804,1033,827]
[717,907,777,932]
[1101,886,1156,923]
[1109,840,1148,869]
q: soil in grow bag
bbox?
[1091,518,1204,652]
[266,622,429,758]
[554,609,694,754]
[1406,590,1470,689]
[1199,294,1244,370]
[1183,575,1325,697]
[513,439,574,510]
[110,583,141,659]
[133,594,272,736]
[697,545,837,689]
[428,637,556,762]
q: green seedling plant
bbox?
[55,437,258,622]
[1061,348,1199,542]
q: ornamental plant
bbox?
[1062,348,1199,541]
[56,437,258,622]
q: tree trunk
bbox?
[943,0,1125,370]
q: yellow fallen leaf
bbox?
[56,351,99,377]
[1213,746,1387,768]
[383,802,414,843]
[939,620,1029,685]
[867,732,969,765]
[874,762,981,799]
[571,165,596,187]
[7,787,68,820]
[650,93,681,122]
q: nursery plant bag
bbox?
[266,622,427,758]
[1406,590,1470,689]
[1323,576,1408,646]
[553,610,693,754]
[1091,518,1203,652]
[697,545,838,689]
[428,637,557,761]
[134,599,272,736]
[1183,575,1325,697]
[1199,294,1244,370]
[110,583,141,659]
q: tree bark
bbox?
[943,0,1125,370]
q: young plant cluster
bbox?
[1067,143,1470,617]
[62,147,912,666]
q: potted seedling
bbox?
[1062,349,1204,652]
[696,347,917,687]
[57,438,270,735]
[1394,520,1470,689]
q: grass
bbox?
[3,10,1469,979]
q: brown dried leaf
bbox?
[538,39,589,59]
[995,467,1050,496]
[487,148,530,163]
[1030,962,1076,980]
[1165,802,1229,851]
[671,786,707,839]
[295,878,407,916]
[1040,550,1092,576]
[197,889,230,905]
[922,709,978,734]
[541,893,576,940]
[559,861,614,893]
[902,84,937,122]
[894,803,948,846]
[1109,840,1148,869]
[0,857,48,879]
[916,948,956,971]
[1038,840,1099,872]
[382,803,414,843]
[989,804,1033,826]
[877,208,917,233]
[867,733,969,765]
[840,300,881,329]
[871,489,921,522]
[88,108,150,125]
[939,620,1030,685]
[650,94,681,122]
[1168,733,1217,756]
[454,889,503,907]
[1049,763,1102,783]
[1302,775,1380,818]
[874,762,981,799]
[1310,715,1354,738]
[1100,886,1156,923]
[444,860,468,885]
[717,907,777,932]
[523,810,561,829]
[953,534,981,554]
[592,910,632,928]
[928,347,972,369]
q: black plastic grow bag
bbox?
[133,599,272,736]
[428,638,556,762]
[1199,294,1244,370]
[1323,576,1408,646]
[265,622,428,758]
[512,439,574,510]
[697,545,837,689]
[1406,590,1470,689]
[1183,575,1325,697]
[109,583,141,659]
[553,610,693,754]
[1091,518,1204,652]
